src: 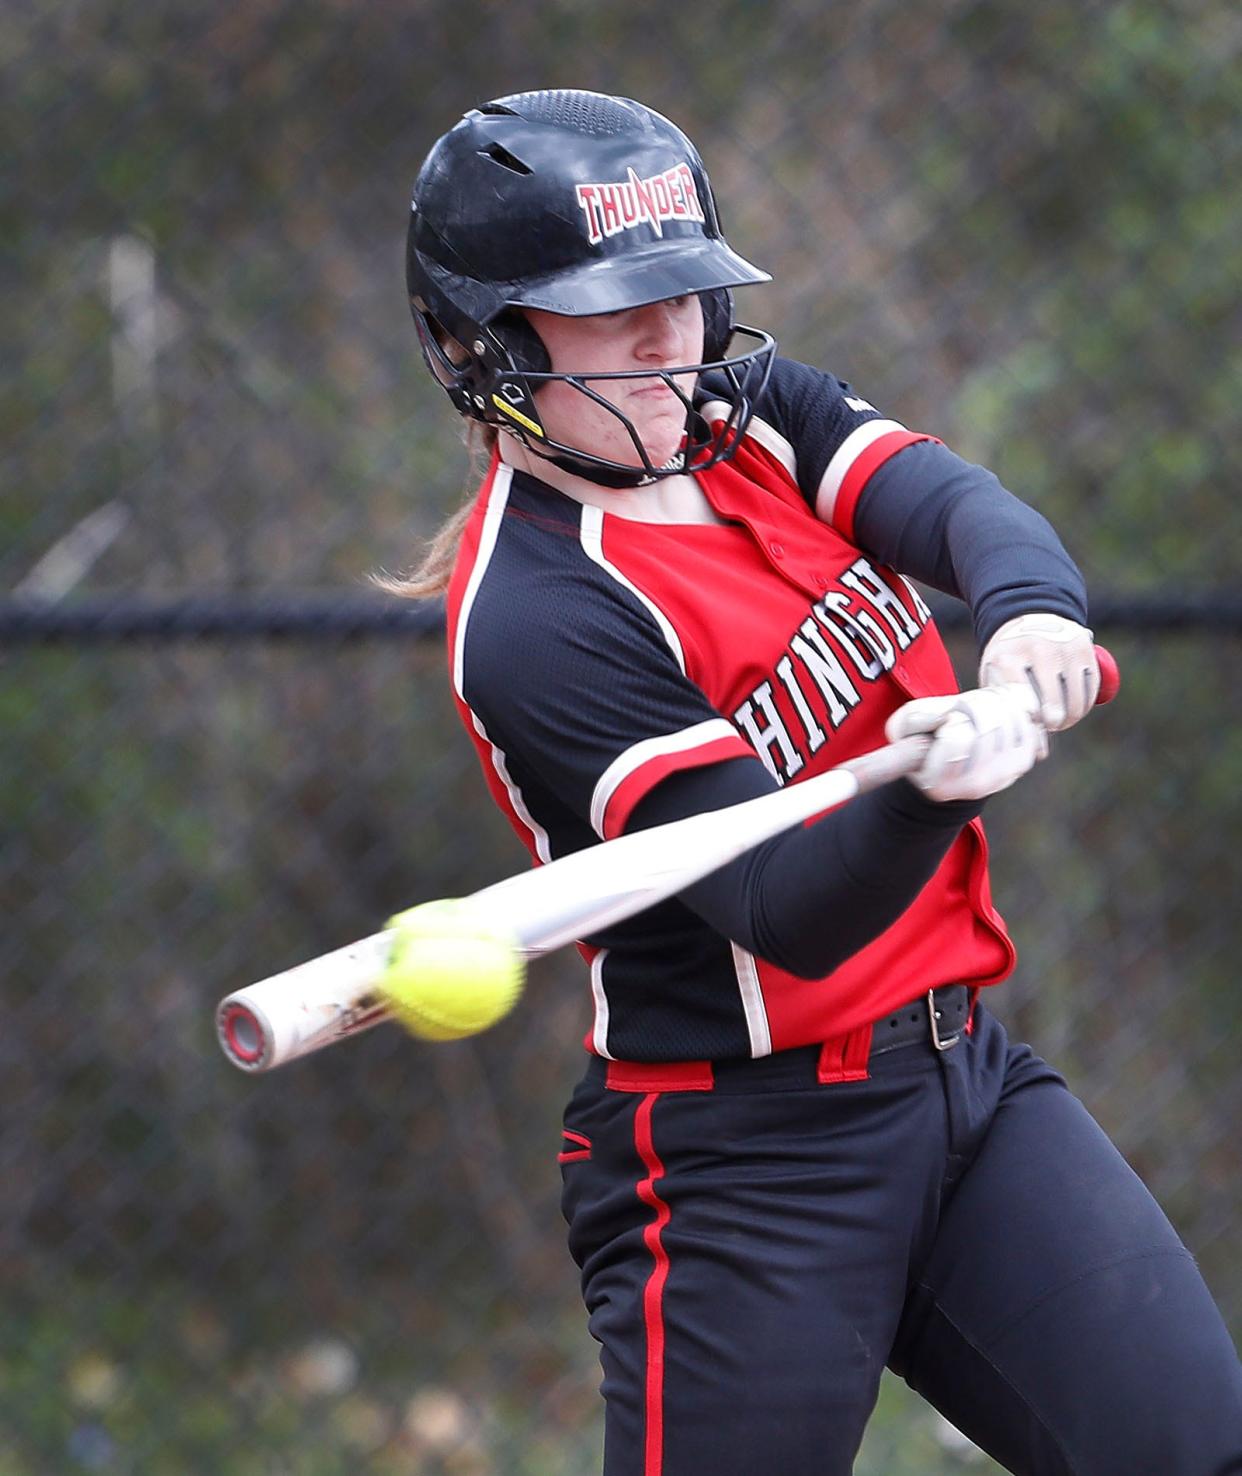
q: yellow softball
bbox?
[378,898,525,1042]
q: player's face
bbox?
[525,296,705,471]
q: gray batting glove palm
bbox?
[978,613,1100,732]
[885,687,1048,803]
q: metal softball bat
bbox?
[217,647,1120,1073]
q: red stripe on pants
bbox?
[634,1093,671,1476]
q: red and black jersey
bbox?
[444,357,1083,1062]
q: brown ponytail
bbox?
[374,422,498,599]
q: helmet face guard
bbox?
[407,89,776,486]
[414,312,776,486]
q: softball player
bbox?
[400,89,1242,1475]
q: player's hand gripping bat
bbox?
[218,649,1120,1072]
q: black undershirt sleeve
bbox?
[853,439,1089,647]
[629,758,982,980]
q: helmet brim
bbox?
[502,239,771,317]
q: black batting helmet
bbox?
[406,89,775,486]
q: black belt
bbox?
[589,986,973,1094]
[872,984,971,1056]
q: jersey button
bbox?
[769,541,785,557]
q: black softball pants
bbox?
[559,1004,1242,1475]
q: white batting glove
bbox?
[885,687,1048,803]
[979,613,1100,732]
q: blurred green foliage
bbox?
[0,1277,1003,1475]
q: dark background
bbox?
[3,1,1239,1471]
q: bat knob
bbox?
[1094,645,1120,705]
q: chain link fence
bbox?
[4,1,1239,1471]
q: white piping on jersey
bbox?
[699,402,797,480]
[815,419,907,524]
[589,718,742,839]
[577,504,687,672]
[452,462,553,864]
[730,943,773,1057]
[589,950,614,1058]
[578,499,772,1060]
[498,434,722,525]
[544,471,724,526]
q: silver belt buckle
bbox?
[927,989,961,1051]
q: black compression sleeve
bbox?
[628,757,982,979]
[854,440,1088,647]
